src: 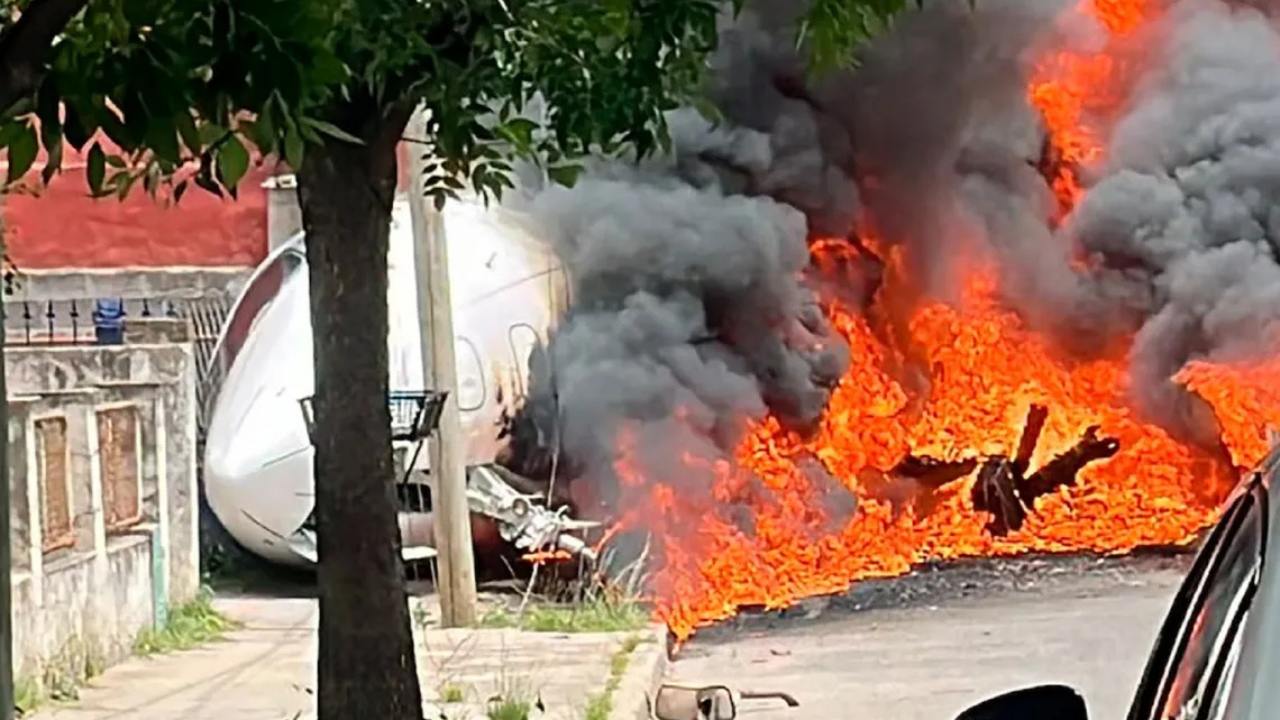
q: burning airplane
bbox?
[207,0,1280,643]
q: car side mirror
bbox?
[954,684,1087,720]
[653,684,737,720]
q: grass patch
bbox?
[583,634,643,720]
[134,590,238,656]
[439,681,467,703]
[583,692,611,720]
[14,675,42,715]
[487,696,534,720]
[479,597,647,633]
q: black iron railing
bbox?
[298,390,450,444]
[2,297,182,346]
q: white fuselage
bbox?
[201,193,567,566]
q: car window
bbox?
[1128,490,1249,720]
[1156,489,1263,720]
[1202,608,1249,720]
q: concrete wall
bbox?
[6,342,200,688]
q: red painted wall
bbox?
[3,141,275,270]
[2,137,421,271]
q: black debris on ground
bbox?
[683,550,1194,648]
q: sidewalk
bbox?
[28,595,667,720]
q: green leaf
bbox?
[252,109,276,152]
[216,135,251,189]
[311,50,348,86]
[145,120,182,165]
[41,139,63,185]
[35,77,60,134]
[6,122,38,185]
[175,112,201,155]
[283,128,304,170]
[99,113,132,153]
[87,143,107,196]
[198,123,228,147]
[38,111,62,185]
[495,117,538,153]
[690,96,723,125]
[118,172,139,199]
[62,104,96,151]
[0,121,26,148]
[546,163,583,188]
[301,117,363,145]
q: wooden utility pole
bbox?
[405,109,478,627]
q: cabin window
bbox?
[507,324,542,399]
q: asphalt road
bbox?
[667,554,1190,720]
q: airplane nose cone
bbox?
[201,264,317,565]
[203,382,315,560]
[206,385,309,481]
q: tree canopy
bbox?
[0,0,924,204]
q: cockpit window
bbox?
[218,249,303,371]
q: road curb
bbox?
[609,625,670,720]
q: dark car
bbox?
[954,444,1280,720]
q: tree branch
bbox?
[0,0,88,116]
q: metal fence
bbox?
[3,298,181,346]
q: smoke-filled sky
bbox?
[501,0,1280,502]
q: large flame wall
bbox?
[604,0,1280,642]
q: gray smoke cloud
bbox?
[501,151,850,509]
[1065,0,1280,449]
[502,0,1280,512]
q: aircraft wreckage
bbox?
[201,191,596,570]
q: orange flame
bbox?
[522,549,573,565]
[595,0,1276,644]
[614,266,1266,641]
[1028,0,1160,214]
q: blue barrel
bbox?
[92,298,126,345]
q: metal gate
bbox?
[181,296,233,443]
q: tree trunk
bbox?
[296,111,423,720]
[0,0,89,115]
[0,218,14,720]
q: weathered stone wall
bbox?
[5,267,249,302]
[5,342,200,688]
